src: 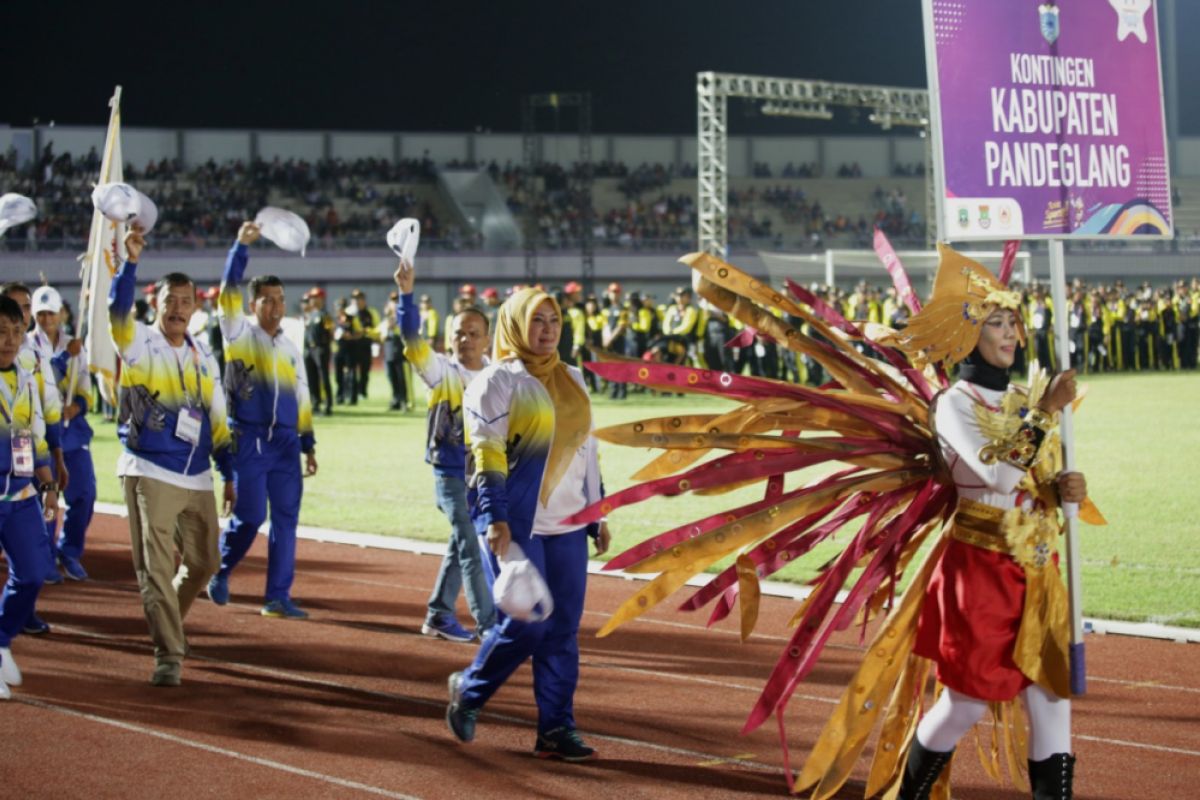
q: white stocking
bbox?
[1022,684,1072,761]
[916,687,990,753]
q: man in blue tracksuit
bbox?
[207,222,317,619]
[2,282,66,636]
[29,286,97,581]
[0,293,59,700]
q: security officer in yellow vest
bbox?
[560,281,587,367]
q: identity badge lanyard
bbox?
[173,335,205,446]
[0,372,35,477]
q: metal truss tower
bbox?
[520,92,594,287]
[696,72,930,256]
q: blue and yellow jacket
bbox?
[399,293,484,479]
[29,329,92,453]
[109,260,234,479]
[16,340,61,453]
[218,243,315,454]
[0,363,51,501]
[463,360,601,537]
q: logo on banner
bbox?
[978,205,992,229]
[999,206,1012,229]
[1039,3,1060,44]
[958,207,970,229]
[1108,0,1150,44]
[1043,201,1068,230]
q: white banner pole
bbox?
[1048,238,1086,695]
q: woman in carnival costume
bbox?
[567,243,1101,799]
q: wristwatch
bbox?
[39,481,59,494]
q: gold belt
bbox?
[950,498,1058,569]
[950,498,1010,554]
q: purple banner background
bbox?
[928,0,1171,239]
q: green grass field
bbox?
[88,370,1200,627]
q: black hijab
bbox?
[957,347,1010,391]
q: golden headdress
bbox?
[883,242,1024,366]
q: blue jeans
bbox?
[427,473,495,631]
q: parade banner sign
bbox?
[922,1,1172,240]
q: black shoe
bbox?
[1029,753,1075,800]
[534,727,597,762]
[23,614,51,635]
[898,740,953,800]
[445,671,479,743]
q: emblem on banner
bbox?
[1039,3,1060,44]
[999,206,1012,229]
[958,207,970,229]
[978,205,992,229]
[1108,0,1151,44]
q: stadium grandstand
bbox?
[3,125,1200,316]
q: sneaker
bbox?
[421,615,475,643]
[445,671,479,742]
[207,573,229,606]
[534,727,597,762]
[43,565,64,585]
[0,676,9,701]
[0,647,22,687]
[22,615,50,635]
[261,598,309,619]
[150,662,182,687]
[58,554,88,582]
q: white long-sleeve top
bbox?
[464,359,602,536]
[935,380,1031,511]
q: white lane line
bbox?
[582,659,838,706]
[40,623,781,774]
[1089,676,1200,695]
[302,567,864,653]
[1075,734,1200,758]
[15,696,424,800]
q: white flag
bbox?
[77,86,126,408]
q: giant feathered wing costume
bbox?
[566,244,1102,798]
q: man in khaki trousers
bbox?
[108,227,235,686]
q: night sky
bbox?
[5,1,1193,136]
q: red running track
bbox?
[1,513,1197,799]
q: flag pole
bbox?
[70,85,123,421]
[1048,238,1086,695]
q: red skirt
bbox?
[913,537,1033,701]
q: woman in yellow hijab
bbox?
[445,287,612,762]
